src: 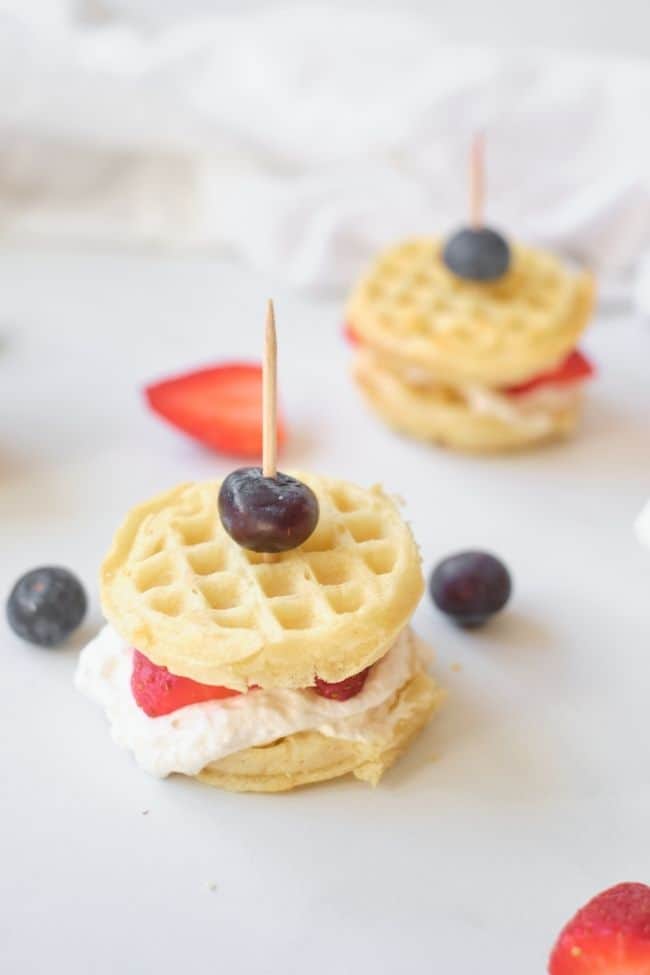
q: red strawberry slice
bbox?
[505,349,594,397]
[343,323,360,346]
[145,363,287,459]
[131,649,243,717]
[314,666,370,701]
[549,883,650,974]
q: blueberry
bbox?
[7,567,87,647]
[442,227,511,282]
[430,551,511,628]
[218,467,319,553]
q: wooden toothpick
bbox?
[263,299,278,480]
[262,300,278,562]
[470,131,485,229]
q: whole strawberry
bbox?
[549,882,650,974]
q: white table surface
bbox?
[1,249,649,974]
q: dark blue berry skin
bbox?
[430,551,511,628]
[219,467,319,553]
[442,227,511,282]
[7,567,87,647]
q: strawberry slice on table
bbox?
[131,649,243,717]
[505,349,594,397]
[549,882,650,974]
[145,363,287,459]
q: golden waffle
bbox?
[353,348,581,452]
[197,668,442,792]
[347,237,595,388]
[101,474,424,690]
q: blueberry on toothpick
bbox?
[443,227,510,283]
[218,301,319,554]
[219,467,319,553]
[442,133,511,282]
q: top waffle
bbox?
[101,474,423,690]
[347,238,595,387]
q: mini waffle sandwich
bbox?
[76,306,442,792]
[346,139,595,452]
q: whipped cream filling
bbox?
[75,625,425,778]
[401,365,581,434]
[461,382,582,433]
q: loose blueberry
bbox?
[429,551,511,628]
[218,467,319,553]
[7,567,87,647]
[442,227,511,282]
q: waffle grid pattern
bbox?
[101,476,424,687]
[130,485,398,635]
[347,238,594,385]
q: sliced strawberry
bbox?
[145,363,287,459]
[505,349,594,397]
[314,666,370,701]
[131,649,243,717]
[549,883,650,974]
[343,323,360,346]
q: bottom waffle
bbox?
[196,669,441,792]
[353,351,581,453]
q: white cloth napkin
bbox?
[1,2,650,302]
[636,501,650,551]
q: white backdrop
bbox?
[0,1,649,305]
[83,0,650,58]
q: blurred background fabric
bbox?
[0,0,649,306]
